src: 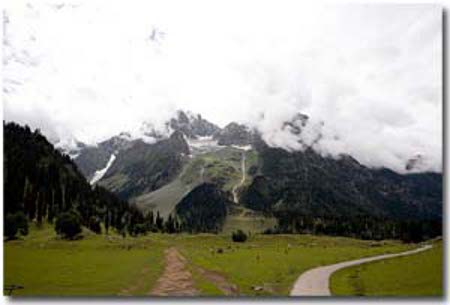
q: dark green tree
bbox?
[165,214,176,233]
[4,212,28,240]
[55,211,82,239]
[155,211,163,231]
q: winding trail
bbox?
[290,244,432,296]
[232,152,246,204]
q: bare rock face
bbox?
[169,110,221,139]
[405,154,424,171]
[215,122,253,146]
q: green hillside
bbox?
[132,147,258,223]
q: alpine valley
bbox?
[11,109,439,242]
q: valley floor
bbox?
[3,224,442,297]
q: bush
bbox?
[129,223,147,236]
[55,211,82,239]
[232,229,248,242]
[4,212,28,240]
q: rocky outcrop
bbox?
[215,122,253,146]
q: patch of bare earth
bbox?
[150,247,199,296]
[195,266,239,296]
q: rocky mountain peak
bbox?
[168,130,190,155]
[169,110,221,139]
[405,154,425,172]
[214,122,253,146]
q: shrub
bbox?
[232,229,248,242]
[4,212,28,240]
[130,223,147,236]
[55,211,82,239]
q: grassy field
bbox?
[4,224,166,296]
[330,240,443,296]
[5,223,423,297]
[177,234,413,296]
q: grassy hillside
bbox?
[133,147,258,221]
[132,160,200,219]
[330,240,443,296]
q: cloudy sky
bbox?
[3,1,442,172]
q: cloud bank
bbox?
[3,1,442,173]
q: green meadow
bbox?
[177,234,413,296]
[4,223,426,297]
[330,240,443,297]
[4,224,166,296]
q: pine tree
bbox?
[155,211,163,231]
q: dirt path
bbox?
[150,247,199,296]
[195,266,239,296]
[290,244,432,296]
[232,152,246,204]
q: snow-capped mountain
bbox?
[62,110,327,183]
[70,110,223,182]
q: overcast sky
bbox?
[3,1,442,172]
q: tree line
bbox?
[265,212,442,243]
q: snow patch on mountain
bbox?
[54,136,86,159]
[186,135,222,155]
[90,153,116,185]
[231,144,252,151]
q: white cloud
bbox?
[3,1,442,173]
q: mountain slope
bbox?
[72,110,221,183]
[132,146,258,219]
[175,183,230,233]
[73,134,134,181]
[98,131,190,200]
[240,138,442,240]
[243,140,442,220]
